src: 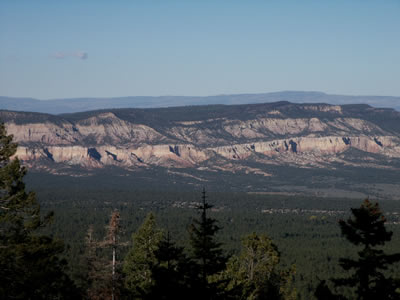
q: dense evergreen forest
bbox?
[24,173,400,299]
[1,124,400,299]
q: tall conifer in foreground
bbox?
[123,212,163,298]
[145,231,192,299]
[0,123,80,299]
[189,188,227,299]
[316,199,400,300]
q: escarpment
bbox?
[2,102,400,173]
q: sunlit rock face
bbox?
[3,102,400,172]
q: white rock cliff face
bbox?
[15,144,208,168]
[211,136,399,160]
[6,106,400,171]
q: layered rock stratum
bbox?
[2,102,400,169]
[2,101,400,197]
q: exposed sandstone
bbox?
[211,136,399,160]
[13,134,400,170]
[15,143,209,169]
[5,103,400,172]
[6,122,79,145]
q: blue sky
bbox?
[0,1,399,99]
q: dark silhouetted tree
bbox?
[0,123,80,299]
[145,231,192,300]
[188,188,228,299]
[316,199,400,300]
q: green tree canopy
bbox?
[219,232,296,300]
[0,123,80,299]
[123,212,163,298]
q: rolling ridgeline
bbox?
[2,100,400,198]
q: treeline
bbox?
[81,197,400,300]
[1,124,400,299]
[83,189,296,299]
[34,184,400,299]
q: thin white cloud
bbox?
[50,51,88,60]
[73,51,88,60]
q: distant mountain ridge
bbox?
[1,91,400,114]
[2,101,400,199]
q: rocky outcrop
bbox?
[6,122,79,145]
[167,117,388,145]
[3,102,400,172]
[212,136,400,160]
[8,112,167,146]
[15,143,209,169]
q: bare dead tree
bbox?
[86,211,122,300]
[105,211,121,300]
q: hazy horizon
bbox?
[2,90,400,102]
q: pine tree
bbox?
[188,188,227,299]
[0,123,80,299]
[316,199,400,300]
[145,231,192,300]
[220,233,297,300]
[123,212,163,298]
